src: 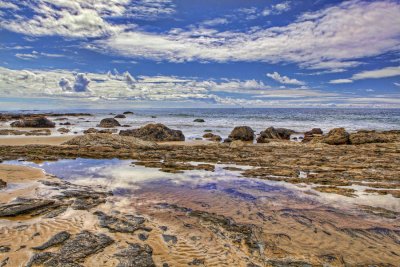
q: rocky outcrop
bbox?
[119,123,185,142]
[256,127,294,143]
[228,126,254,141]
[202,133,222,142]
[114,243,155,267]
[0,198,56,217]
[349,130,396,145]
[302,128,323,143]
[27,231,114,267]
[10,117,55,128]
[114,114,126,119]
[322,128,350,145]
[63,133,157,149]
[97,118,121,128]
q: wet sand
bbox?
[0,136,75,146]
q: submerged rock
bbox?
[10,117,55,128]
[32,231,71,250]
[114,114,126,119]
[228,126,254,141]
[193,119,205,123]
[119,123,185,141]
[97,118,121,128]
[114,243,155,267]
[256,127,295,143]
[322,128,350,145]
[123,111,134,115]
[63,133,157,149]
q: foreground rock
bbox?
[0,198,56,217]
[114,243,155,267]
[27,231,114,267]
[97,118,121,128]
[94,211,148,233]
[63,133,157,149]
[10,117,55,128]
[256,127,294,143]
[322,128,350,145]
[119,123,185,141]
[228,126,254,141]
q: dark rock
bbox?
[94,211,146,233]
[256,127,295,143]
[138,233,149,241]
[188,258,205,266]
[97,118,121,128]
[228,126,254,141]
[202,133,222,142]
[305,128,323,135]
[162,234,178,244]
[223,138,232,143]
[63,134,157,149]
[0,246,10,253]
[114,243,155,267]
[0,198,56,217]
[123,111,134,115]
[119,123,185,142]
[193,119,205,123]
[59,122,72,126]
[10,117,55,128]
[265,259,312,267]
[115,114,126,119]
[322,128,350,145]
[57,128,70,134]
[33,231,71,250]
[26,252,54,267]
[0,179,6,189]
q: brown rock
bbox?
[119,123,185,141]
[322,128,350,145]
[57,128,70,134]
[256,127,294,143]
[349,130,390,145]
[10,117,55,128]
[97,118,121,128]
[228,126,254,141]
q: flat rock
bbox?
[257,127,295,143]
[0,198,56,217]
[94,211,147,233]
[114,243,155,267]
[32,231,71,250]
[63,134,157,149]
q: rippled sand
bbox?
[0,162,399,266]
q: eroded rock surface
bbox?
[119,123,185,141]
[114,243,155,267]
[94,211,148,233]
[32,231,71,250]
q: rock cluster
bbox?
[10,117,55,128]
[256,127,295,143]
[119,123,185,142]
[97,118,121,128]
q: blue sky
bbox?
[0,0,399,109]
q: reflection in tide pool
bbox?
[6,158,400,212]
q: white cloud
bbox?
[394,82,400,87]
[15,53,39,60]
[329,66,400,83]
[201,18,229,27]
[15,51,65,60]
[266,72,305,85]
[263,1,291,16]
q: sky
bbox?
[0,0,399,110]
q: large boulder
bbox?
[119,123,185,142]
[62,134,157,149]
[10,117,55,128]
[256,127,294,143]
[322,128,350,145]
[228,126,254,141]
[97,118,121,128]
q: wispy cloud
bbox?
[329,66,400,84]
[266,72,305,85]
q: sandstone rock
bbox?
[119,123,185,141]
[63,133,157,149]
[97,118,121,128]
[228,126,254,141]
[33,231,71,250]
[349,130,392,145]
[83,128,116,134]
[11,117,55,128]
[322,128,350,145]
[193,119,205,123]
[302,128,323,143]
[202,133,222,142]
[229,140,245,148]
[0,198,56,217]
[0,129,50,136]
[114,114,126,119]
[256,127,294,143]
[57,128,70,134]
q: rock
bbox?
[119,123,185,142]
[202,133,222,142]
[0,129,50,136]
[10,117,55,128]
[223,138,232,143]
[256,127,295,143]
[0,198,56,217]
[114,114,126,119]
[59,122,72,126]
[33,231,71,250]
[188,258,205,266]
[193,119,205,123]
[114,243,155,267]
[162,234,178,244]
[94,211,147,233]
[349,130,392,145]
[305,128,323,135]
[322,128,350,145]
[123,111,134,115]
[83,128,117,134]
[228,126,254,141]
[138,233,149,241]
[63,134,157,149]
[97,118,121,128]
[28,231,114,267]
[0,179,6,189]
[302,128,323,143]
[57,128,70,134]
[229,140,245,148]
[0,246,10,253]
